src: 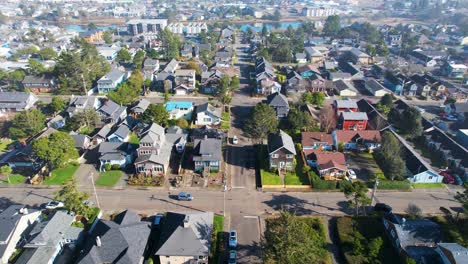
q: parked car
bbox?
[374,203,392,213]
[153,213,163,226]
[232,136,238,145]
[228,250,237,264]
[445,115,458,121]
[229,230,238,248]
[346,169,357,180]
[440,171,455,184]
[177,192,193,201]
[45,201,64,210]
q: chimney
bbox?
[183,215,190,228]
[96,236,102,247]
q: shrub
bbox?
[312,179,337,190]
[104,164,111,171]
[111,164,121,170]
[369,180,411,190]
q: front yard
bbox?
[1,174,26,184]
[209,215,224,264]
[412,182,445,189]
[42,165,79,185]
[96,171,123,187]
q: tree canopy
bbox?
[287,107,319,132]
[8,109,46,139]
[341,181,371,215]
[32,131,78,170]
[108,70,143,105]
[49,97,67,115]
[117,48,132,63]
[160,28,181,59]
[141,104,169,126]
[133,50,145,69]
[374,131,406,181]
[245,103,278,142]
[54,178,92,218]
[323,15,341,36]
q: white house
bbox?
[407,170,444,184]
[365,78,391,97]
[195,103,222,126]
[333,80,358,96]
[97,69,129,94]
[165,101,194,120]
[0,206,41,264]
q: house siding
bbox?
[269,148,295,170]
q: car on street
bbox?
[229,230,238,248]
[45,201,64,210]
[346,169,357,180]
[232,136,238,145]
[445,115,458,121]
[177,192,193,201]
[374,203,392,213]
[228,250,237,264]
[153,213,163,226]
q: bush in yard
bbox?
[312,179,337,190]
[405,203,422,219]
[104,164,111,171]
[111,164,120,170]
[371,180,411,190]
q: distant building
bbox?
[22,75,56,94]
[79,29,104,43]
[302,7,336,17]
[0,92,38,112]
[127,19,168,36]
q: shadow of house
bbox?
[356,98,390,131]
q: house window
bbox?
[271,154,278,158]
[203,117,212,122]
[428,176,433,180]
[286,154,294,159]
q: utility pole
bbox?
[223,183,227,217]
[89,173,101,209]
[371,179,379,206]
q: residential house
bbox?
[107,124,131,142]
[195,103,222,126]
[301,132,333,151]
[329,72,352,82]
[174,70,196,94]
[304,47,325,63]
[134,123,187,176]
[298,64,321,79]
[193,137,222,173]
[442,62,467,78]
[386,34,402,47]
[165,101,193,120]
[78,210,151,264]
[98,142,132,171]
[97,99,127,124]
[333,80,358,96]
[356,99,390,131]
[339,61,364,80]
[97,69,128,94]
[70,133,91,155]
[409,49,446,67]
[384,73,406,95]
[347,48,371,64]
[445,103,468,119]
[266,92,289,119]
[97,46,120,61]
[47,114,66,129]
[383,213,442,263]
[255,57,279,95]
[21,75,56,94]
[435,243,468,264]
[332,130,381,151]
[130,99,150,118]
[308,75,328,93]
[285,71,305,93]
[258,78,281,95]
[0,92,38,112]
[339,112,368,131]
[267,130,296,171]
[162,59,179,74]
[190,126,225,142]
[15,211,83,264]
[143,59,160,74]
[79,29,104,43]
[66,96,100,118]
[214,48,232,64]
[92,124,112,145]
[295,52,307,64]
[156,212,213,264]
[409,74,434,97]
[0,205,41,264]
[456,129,468,149]
[365,78,391,97]
[334,99,358,115]
[181,43,193,59]
[304,151,347,179]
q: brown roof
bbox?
[301,132,333,146]
[335,130,381,143]
[304,150,347,171]
[298,64,321,75]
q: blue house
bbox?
[165,101,194,120]
[384,73,405,95]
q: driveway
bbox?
[75,164,99,189]
[229,214,262,264]
[346,152,381,181]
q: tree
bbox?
[27,59,46,75]
[70,108,100,130]
[310,92,325,107]
[319,105,336,133]
[367,237,383,261]
[0,165,13,183]
[380,94,393,108]
[272,9,281,21]
[366,44,377,57]
[187,60,201,76]
[7,70,26,89]
[374,131,406,181]
[230,76,240,91]
[87,22,97,31]
[262,211,328,264]
[287,108,319,132]
[176,118,189,128]
[108,71,143,105]
[54,178,91,217]
[405,203,422,219]
[262,25,268,37]
[32,132,78,170]
[8,109,46,139]
[341,181,371,215]
[117,48,132,63]
[323,15,341,36]
[454,186,468,214]
[38,47,57,60]
[160,28,181,59]
[103,29,113,44]
[141,104,169,126]
[399,107,422,137]
[245,103,278,143]
[133,50,145,69]
[49,97,66,115]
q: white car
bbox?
[45,201,64,210]
[346,169,357,180]
[232,136,238,145]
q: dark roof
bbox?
[266,92,289,108]
[268,130,296,155]
[193,138,222,161]
[78,210,151,264]
[356,99,390,130]
[0,92,37,110]
[22,75,52,84]
[190,126,225,141]
[333,80,357,92]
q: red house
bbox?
[334,99,358,116]
[339,112,368,131]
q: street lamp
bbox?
[223,183,227,217]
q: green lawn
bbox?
[1,174,26,184]
[221,112,230,121]
[220,120,230,130]
[210,215,224,264]
[261,169,282,185]
[412,182,445,188]
[43,165,79,185]
[96,171,122,187]
[0,139,15,152]
[128,132,140,144]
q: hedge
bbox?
[369,180,411,190]
[312,179,337,190]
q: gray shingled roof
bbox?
[196,103,222,118]
[98,99,120,116]
[335,99,357,109]
[334,80,357,92]
[78,210,151,264]
[110,125,130,140]
[131,99,150,114]
[268,130,296,155]
[0,205,39,243]
[71,134,90,149]
[98,69,126,83]
[266,92,289,108]
[156,212,213,257]
[341,112,368,120]
[193,138,222,161]
[438,243,468,263]
[0,92,37,110]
